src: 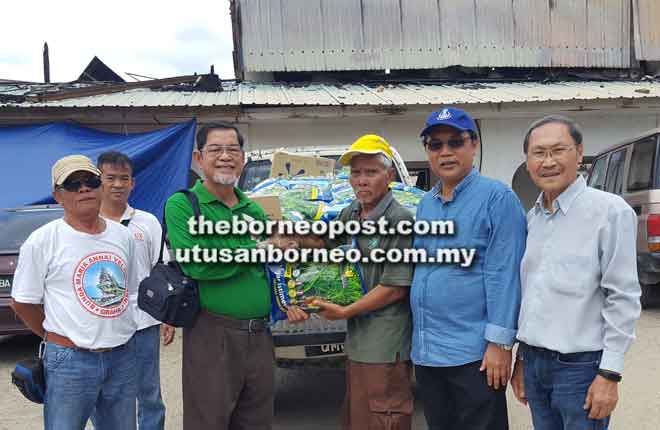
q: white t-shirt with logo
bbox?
[118,206,169,330]
[11,218,138,349]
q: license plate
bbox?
[0,275,12,293]
[304,343,345,357]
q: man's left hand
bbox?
[311,299,348,321]
[286,305,310,323]
[480,343,512,390]
[584,375,619,420]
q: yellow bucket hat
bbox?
[338,134,394,166]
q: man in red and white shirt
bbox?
[11,154,139,430]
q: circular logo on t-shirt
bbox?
[73,252,129,318]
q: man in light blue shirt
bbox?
[511,115,641,430]
[411,107,526,430]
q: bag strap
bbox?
[120,208,135,227]
[158,189,201,264]
[120,219,131,227]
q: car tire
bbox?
[641,283,657,309]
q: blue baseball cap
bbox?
[420,107,477,137]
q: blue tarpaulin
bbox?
[0,120,196,219]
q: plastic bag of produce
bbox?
[250,177,335,220]
[268,254,366,321]
[330,182,355,204]
[391,184,424,215]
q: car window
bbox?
[238,160,273,191]
[605,148,627,195]
[588,156,608,190]
[627,137,657,192]
[238,156,401,191]
[0,208,64,252]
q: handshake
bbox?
[262,233,326,251]
[285,297,348,324]
[263,234,301,250]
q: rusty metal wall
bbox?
[238,0,632,72]
[633,0,660,60]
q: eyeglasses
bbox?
[528,145,575,161]
[202,145,243,157]
[424,137,466,152]
[58,176,102,192]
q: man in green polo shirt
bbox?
[165,123,273,430]
[288,135,415,430]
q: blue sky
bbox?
[0,0,236,82]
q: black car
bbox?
[0,205,64,335]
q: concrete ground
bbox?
[1,308,658,429]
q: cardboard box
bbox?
[270,151,335,179]
[250,195,283,220]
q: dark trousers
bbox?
[182,310,275,430]
[521,344,608,430]
[415,360,508,430]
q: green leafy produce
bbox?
[296,262,364,307]
[269,260,366,319]
[392,187,423,215]
[278,192,324,221]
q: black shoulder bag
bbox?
[138,190,201,327]
[11,338,46,403]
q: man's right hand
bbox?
[286,305,310,323]
[161,324,176,346]
[511,359,528,405]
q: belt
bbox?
[46,331,121,353]
[203,310,270,333]
[519,342,602,358]
[519,342,558,355]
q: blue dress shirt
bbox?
[518,175,641,374]
[411,168,527,367]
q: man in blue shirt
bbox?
[411,107,527,430]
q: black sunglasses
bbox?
[423,137,466,152]
[59,176,102,192]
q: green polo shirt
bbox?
[328,191,414,363]
[164,180,271,319]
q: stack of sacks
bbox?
[248,175,424,222]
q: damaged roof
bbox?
[3,79,660,108]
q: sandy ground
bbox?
[1,308,658,430]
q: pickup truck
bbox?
[238,145,414,366]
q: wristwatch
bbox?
[597,369,622,383]
[493,342,514,351]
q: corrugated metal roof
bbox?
[238,0,632,72]
[634,0,660,60]
[4,80,660,108]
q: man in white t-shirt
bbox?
[96,151,174,430]
[10,154,139,430]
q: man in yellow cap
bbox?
[11,154,139,430]
[288,134,415,430]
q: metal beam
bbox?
[31,75,201,102]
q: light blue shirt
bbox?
[518,175,641,374]
[411,169,527,367]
